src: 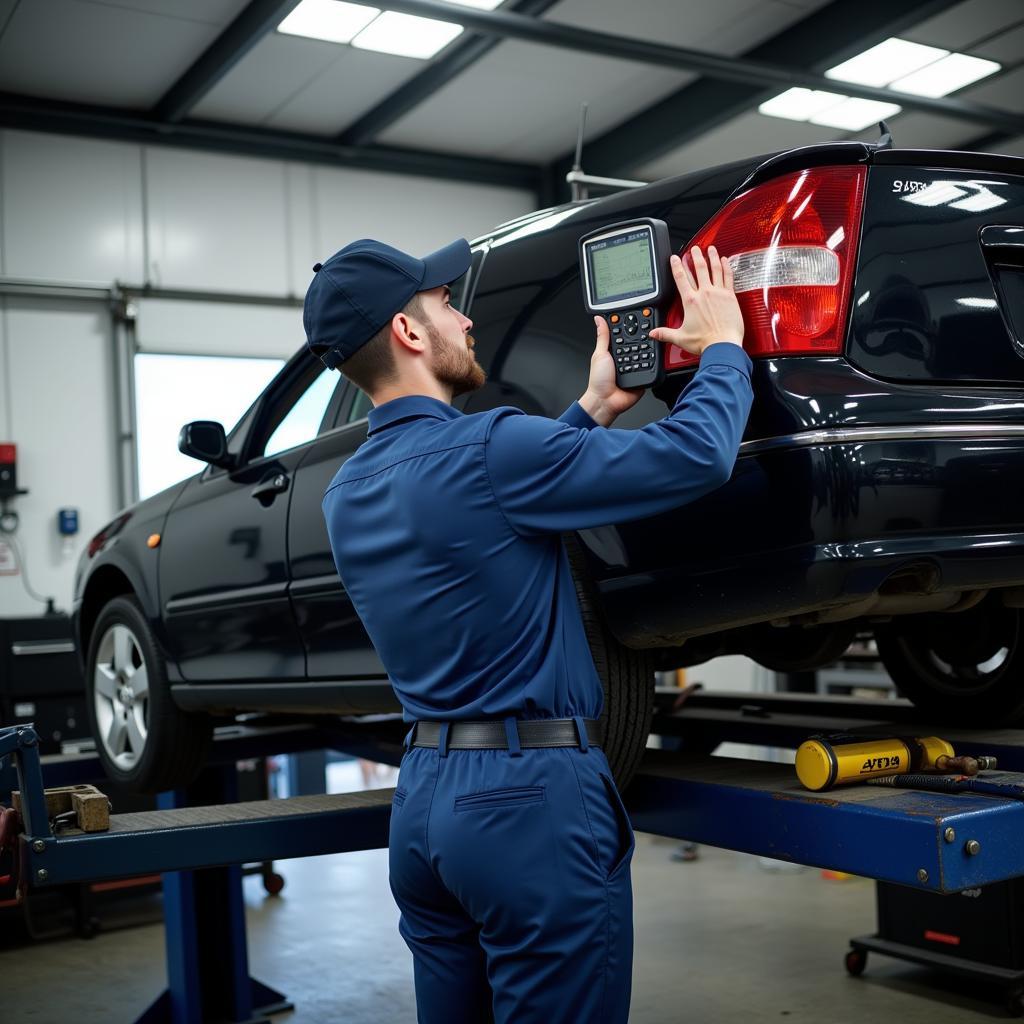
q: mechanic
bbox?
[304,235,751,1024]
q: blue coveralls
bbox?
[322,341,753,1023]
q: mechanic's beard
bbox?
[427,322,486,398]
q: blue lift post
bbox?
[144,765,292,1024]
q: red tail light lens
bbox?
[663,166,866,370]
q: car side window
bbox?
[450,245,486,311]
[260,363,340,459]
[348,388,373,423]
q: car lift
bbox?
[0,720,398,1024]
[4,692,1024,1022]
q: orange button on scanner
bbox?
[642,308,651,317]
[610,314,620,324]
[147,534,161,549]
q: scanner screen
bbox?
[588,229,655,305]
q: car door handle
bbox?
[251,473,290,503]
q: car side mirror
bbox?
[178,421,235,469]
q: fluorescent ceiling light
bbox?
[758,88,849,121]
[825,37,948,87]
[278,0,380,43]
[890,52,1000,97]
[904,182,967,207]
[809,97,902,131]
[352,11,463,58]
[949,183,1007,213]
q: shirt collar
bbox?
[366,394,463,437]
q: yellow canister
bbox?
[795,735,955,791]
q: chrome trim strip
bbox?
[11,641,76,656]
[165,581,289,614]
[739,424,1024,457]
[289,573,344,598]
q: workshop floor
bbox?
[2,760,1014,1024]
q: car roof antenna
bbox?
[565,102,649,202]
[570,103,589,202]
[876,120,894,150]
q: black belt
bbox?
[411,718,603,750]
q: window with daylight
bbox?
[134,353,283,500]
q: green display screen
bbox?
[588,229,655,305]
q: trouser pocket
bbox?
[453,785,545,811]
[599,772,636,881]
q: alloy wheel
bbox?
[93,623,149,769]
[903,601,1016,696]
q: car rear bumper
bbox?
[593,427,1024,647]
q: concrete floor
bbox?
[3,761,1016,1023]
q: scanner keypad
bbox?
[610,307,657,377]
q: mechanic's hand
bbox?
[649,245,744,356]
[580,315,645,426]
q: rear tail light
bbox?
[663,166,866,370]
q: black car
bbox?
[74,141,1024,793]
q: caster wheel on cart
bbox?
[263,872,286,896]
[844,949,867,977]
[1004,989,1024,1017]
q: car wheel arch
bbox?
[80,563,147,660]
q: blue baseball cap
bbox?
[303,237,471,369]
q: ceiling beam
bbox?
[959,129,1020,153]
[546,0,966,189]
[0,93,542,191]
[379,0,1024,136]
[153,0,303,123]
[340,0,560,148]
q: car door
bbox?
[287,393,387,689]
[288,249,486,691]
[160,352,344,682]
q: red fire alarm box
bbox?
[0,444,15,497]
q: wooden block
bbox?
[12,784,111,833]
[71,788,110,832]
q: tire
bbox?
[85,595,212,793]
[875,597,1024,726]
[563,534,654,790]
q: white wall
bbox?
[683,654,759,693]
[1,129,533,293]
[0,128,535,617]
[2,131,145,284]
[681,655,792,762]
[0,297,120,616]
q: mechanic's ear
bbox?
[392,310,426,354]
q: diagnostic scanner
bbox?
[579,217,672,389]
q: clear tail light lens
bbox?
[663,165,866,370]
